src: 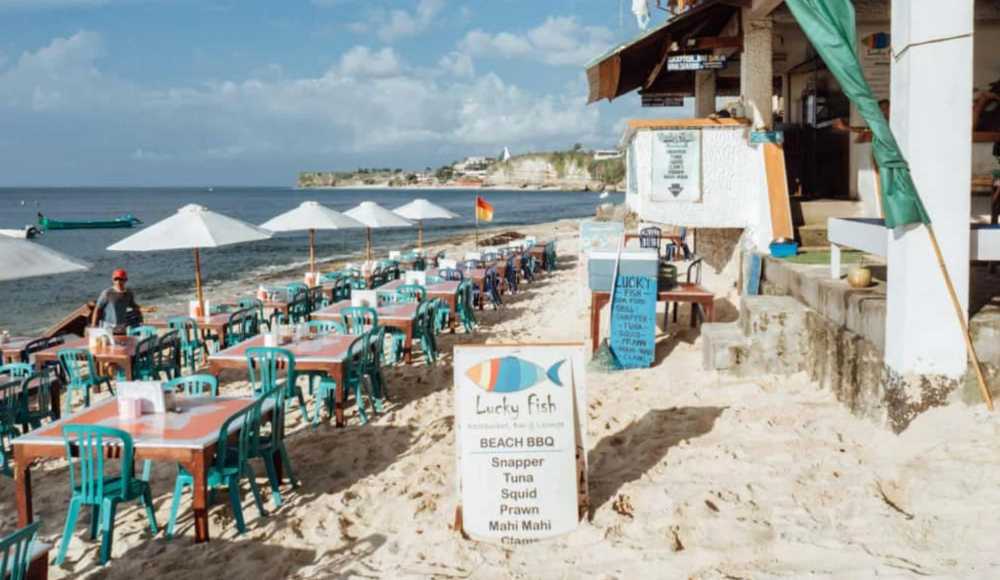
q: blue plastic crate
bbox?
[769,241,799,258]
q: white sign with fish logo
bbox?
[453,343,588,545]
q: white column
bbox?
[740,11,773,129]
[885,0,974,377]
[694,70,717,117]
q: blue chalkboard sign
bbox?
[610,274,657,368]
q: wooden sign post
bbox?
[454,344,588,545]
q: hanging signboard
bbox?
[454,344,588,545]
[860,32,891,100]
[667,54,727,71]
[610,265,658,369]
[580,220,625,255]
[651,130,702,202]
[641,93,685,108]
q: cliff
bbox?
[483,152,624,191]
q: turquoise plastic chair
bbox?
[57,348,114,408]
[0,382,19,478]
[349,278,368,290]
[0,363,33,380]
[0,522,40,580]
[55,425,158,565]
[17,369,59,431]
[166,374,219,397]
[168,316,209,372]
[246,347,300,507]
[285,282,308,301]
[392,301,437,366]
[166,399,267,538]
[130,335,159,381]
[127,325,158,339]
[318,332,377,425]
[341,306,378,336]
[396,284,427,303]
[456,280,477,333]
[154,330,182,380]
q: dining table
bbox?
[32,336,140,380]
[377,279,460,331]
[1,336,36,364]
[311,300,419,363]
[207,334,355,427]
[146,312,233,349]
[12,396,268,544]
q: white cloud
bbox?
[0,32,606,169]
[460,16,614,67]
[347,0,445,43]
[438,51,474,78]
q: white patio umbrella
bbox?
[393,198,459,248]
[108,204,271,315]
[0,237,90,282]
[344,201,413,260]
[260,201,364,275]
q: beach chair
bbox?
[0,363,33,380]
[0,522,41,580]
[307,286,328,313]
[168,316,209,371]
[665,227,692,261]
[519,253,535,283]
[155,330,182,380]
[341,306,378,336]
[503,255,519,294]
[237,298,271,332]
[332,277,352,301]
[0,396,16,478]
[476,267,503,310]
[126,325,158,339]
[639,226,662,257]
[456,280,477,332]
[166,400,267,538]
[58,348,114,408]
[544,241,557,272]
[285,282,308,302]
[55,425,158,565]
[246,348,301,506]
[412,301,437,365]
[430,298,450,334]
[165,374,219,397]
[439,268,463,281]
[16,368,59,431]
[343,333,379,424]
[396,284,427,303]
[130,335,159,380]
[671,256,705,324]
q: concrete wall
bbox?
[625,126,773,251]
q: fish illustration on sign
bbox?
[465,356,566,393]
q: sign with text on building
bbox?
[610,273,658,368]
[651,129,702,202]
[667,54,727,71]
[454,344,588,545]
[860,32,891,101]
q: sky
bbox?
[0,0,684,186]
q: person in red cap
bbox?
[91,268,141,333]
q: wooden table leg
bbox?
[14,446,34,527]
[704,298,715,323]
[590,293,610,353]
[189,449,211,543]
[52,380,63,420]
[26,555,48,580]
[447,296,457,333]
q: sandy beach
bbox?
[3,218,999,579]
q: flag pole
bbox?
[474,195,480,247]
[925,225,994,410]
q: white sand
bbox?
[3,219,1000,579]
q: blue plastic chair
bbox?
[130,335,159,381]
[396,284,427,304]
[0,522,40,580]
[17,369,60,432]
[58,349,114,408]
[456,280,477,332]
[0,381,19,478]
[246,347,301,507]
[341,306,378,336]
[126,325,158,339]
[0,363,33,380]
[166,399,267,538]
[167,374,219,397]
[55,425,158,565]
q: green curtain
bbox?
[785,0,930,228]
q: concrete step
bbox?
[796,224,829,247]
[701,322,748,371]
[740,295,809,375]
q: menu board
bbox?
[860,32,891,100]
[579,220,624,255]
[610,273,657,368]
[454,344,588,545]
[651,130,702,202]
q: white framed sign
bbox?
[454,343,588,545]
[651,129,702,202]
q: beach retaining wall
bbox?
[720,254,1000,432]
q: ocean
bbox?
[0,187,620,334]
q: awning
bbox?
[586,0,748,103]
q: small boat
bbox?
[38,212,142,231]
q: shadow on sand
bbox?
[587,406,725,519]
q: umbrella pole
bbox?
[418,220,423,249]
[309,228,316,275]
[367,227,373,261]
[193,247,205,317]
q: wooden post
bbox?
[193,247,205,318]
[418,220,424,249]
[474,197,479,247]
[926,225,994,410]
[309,228,316,274]
[366,227,373,261]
